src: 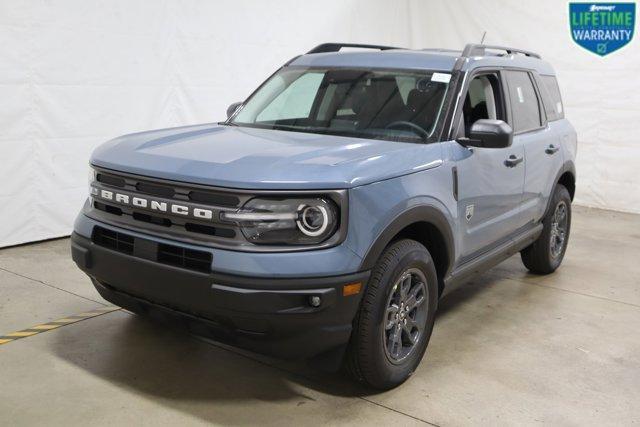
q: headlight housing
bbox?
[88,166,97,198]
[221,197,339,245]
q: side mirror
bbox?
[226,102,243,119]
[459,119,513,149]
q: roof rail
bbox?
[461,44,541,59]
[421,48,461,54]
[307,43,402,54]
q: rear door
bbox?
[505,70,563,223]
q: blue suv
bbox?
[72,43,577,389]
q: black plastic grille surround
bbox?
[92,227,134,255]
[96,170,240,206]
[136,181,175,198]
[157,243,212,272]
[96,173,125,188]
[92,226,212,273]
[188,190,240,207]
[89,169,242,244]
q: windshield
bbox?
[229,67,450,143]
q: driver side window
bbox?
[457,73,505,137]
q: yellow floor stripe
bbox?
[54,318,81,323]
[76,312,103,318]
[31,324,61,330]
[95,308,117,313]
[0,306,120,346]
[6,331,39,337]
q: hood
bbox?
[91,123,443,190]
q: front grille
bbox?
[132,211,172,227]
[89,167,247,246]
[158,244,212,272]
[92,227,134,255]
[88,167,346,252]
[137,182,175,198]
[97,173,125,188]
[94,201,123,216]
[92,226,212,273]
[189,190,239,207]
[184,222,235,238]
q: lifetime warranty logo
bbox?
[570,3,636,56]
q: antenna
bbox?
[480,31,487,44]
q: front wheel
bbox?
[345,239,438,389]
[521,184,572,274]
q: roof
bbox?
[291,50,459,72]
[289,43,556,76]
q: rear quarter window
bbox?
[539,75,565,121]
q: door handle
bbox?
[504,154,524,168]
[545,144,560,155]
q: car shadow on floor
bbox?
[49,269,535,423]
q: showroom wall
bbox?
[407,0,640,215]
[0,0,413,247]
[1,0,638,247]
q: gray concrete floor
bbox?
[0,205,639,426]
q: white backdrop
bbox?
[1,0,638,247]
[0,0,413,247]
[408,0,640,217]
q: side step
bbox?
[442,223,543,295]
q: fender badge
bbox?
[465,205,475,221]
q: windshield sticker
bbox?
[570,3,636,56]
[431,73,451,83]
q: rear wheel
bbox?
[521,184,572,274]
[345,239,438,389]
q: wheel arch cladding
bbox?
[556,160,576,200]
[540,161,575,221]
[558,171,575,200]
[360,206,454,293]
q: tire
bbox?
[345,239,439,390]
[521,184,572,274]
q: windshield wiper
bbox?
[270,124,315,132]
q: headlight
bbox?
[88,167,96,198]
[221,197,339,245]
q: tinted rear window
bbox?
[540,75,564,121]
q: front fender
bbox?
[344,165,457,274]
[358,203,455,273]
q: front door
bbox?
[453,71,527,263]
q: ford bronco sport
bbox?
[72,43,577,389]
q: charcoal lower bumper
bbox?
[71,232,368,359]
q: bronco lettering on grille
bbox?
[91,185,217,221]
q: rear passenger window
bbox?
[505,71,542,133]
[540,75,564,121]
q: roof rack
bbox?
[421,48,461,54]
[307,43,401,54]
[461,44,541,59]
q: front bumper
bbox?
[71,232,369,359]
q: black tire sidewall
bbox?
[357,240,438,388]
[543,185,572,270]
